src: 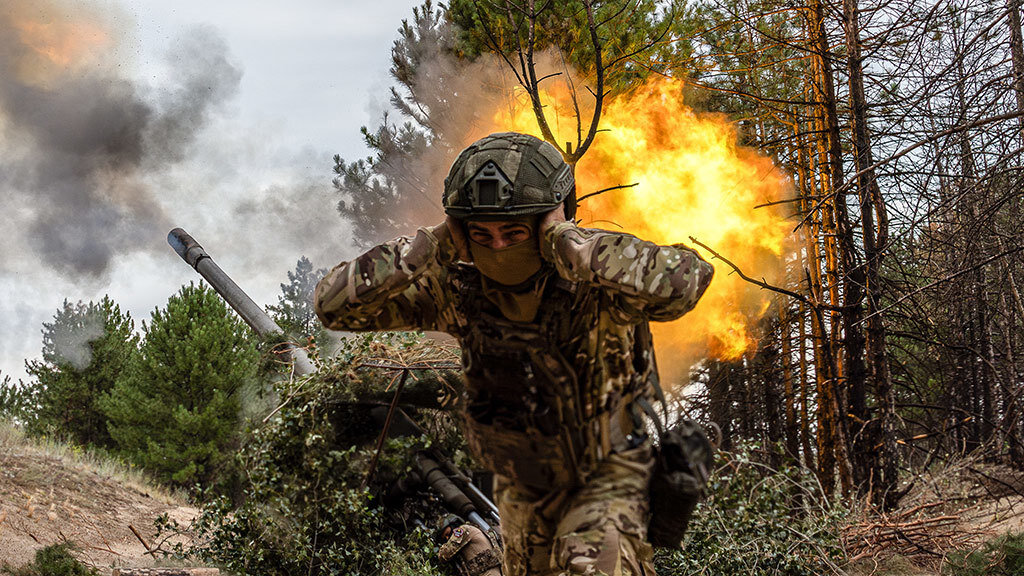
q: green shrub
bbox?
[944,532,1024,576]
[156,333,459,576]
[1,543,100,576]
[656,444,846,576]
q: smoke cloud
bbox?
[0,1,241,277]
[338,15,584,245]
[47,309,106,370]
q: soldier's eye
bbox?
[469,230,493,243]
[505,229,529,242]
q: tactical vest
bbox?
[450,264,649,490]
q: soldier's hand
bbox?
[445,216,473,263]
[539,207,567,250]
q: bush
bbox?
[157,333,461,576]
[656,444,846,576]
[944,532,1024,576]
[1,543,100,576]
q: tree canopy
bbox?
[100,282,258,488]
[24,296,135,447]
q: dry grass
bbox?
[0,418,200,569]
[0,419,184,506]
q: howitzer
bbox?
[167,228,499,534]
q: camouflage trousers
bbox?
[494,443,657,576]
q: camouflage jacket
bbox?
[315,221,713,487]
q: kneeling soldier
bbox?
[315,132,713,575]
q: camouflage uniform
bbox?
[315,219,713,576]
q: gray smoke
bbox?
[0,2,241,277]
[348,32,588,244]
[47,309,106,370]
[231,175,357,272]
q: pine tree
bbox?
[332,1,461,246]
[268,257,330,349]
[24,297,135,447]
[0,372,35,422]
[100,282,258,488]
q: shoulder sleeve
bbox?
[541,222,714,321]
[314,224,458,332]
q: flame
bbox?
[5,1,110,87]
[491,77,792,373]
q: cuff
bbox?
[541,220,577,263]
[421,222,457,266]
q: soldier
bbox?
[315,132,714,576]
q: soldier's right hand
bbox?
[445,216,473,263]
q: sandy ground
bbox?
[0,442,199,573]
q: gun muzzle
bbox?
[168,227,210,270]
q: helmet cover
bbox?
[443,132,576,220]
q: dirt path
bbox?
[0,441,198,572]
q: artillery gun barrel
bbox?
[167,227,316,375]
[415,453,492,533]
[167,228,499,533]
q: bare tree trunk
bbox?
[1009,0,1024,137]
[782,305,800,461]
[798,301,817,473]
[709,361,733,452]
[762,338,784,468]
[842,0,899,508]
[999,284,1024,464]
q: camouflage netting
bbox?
[159,333,471,576]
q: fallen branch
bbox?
[842,499,994,567]
[129,524,158,557]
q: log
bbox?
[112,565,220,569]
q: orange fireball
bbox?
[491,77,792,379]
[5,0,110,87]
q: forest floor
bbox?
[2,419,1023,575]
[843,456,1024,575]
[0,423,200,573]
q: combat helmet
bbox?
[443,132,576,220]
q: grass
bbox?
[0,419,185,505]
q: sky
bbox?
[0,0,426,382]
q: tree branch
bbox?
[576,182,638,203]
